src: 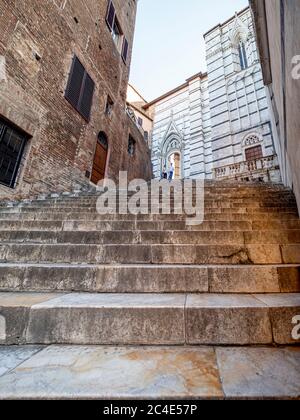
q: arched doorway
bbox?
[168,152,181,179]
[160,134,183,179]
[91,131,108,184]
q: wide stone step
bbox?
[0,263,299,294]
[0,212,298,222]
[0,292,299,346]
[0,205,297,214]
[0,243,299,264]
[6,197,297,208]
[0,219,300,232]
[3,193,295,208]
[0,230,299,245]
[0,345,299,400]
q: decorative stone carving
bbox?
[229,14,250,47]
[243,133,263,148]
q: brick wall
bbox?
[0,0,152,200]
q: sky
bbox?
[130,0,249,101]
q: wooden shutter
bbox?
[65,55,95,122]
[106,1,115,31]
[65,56,85,109]
[79,73,95,121]
[122,37,129,63]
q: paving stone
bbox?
[216,347,300,399]
[0,346,43,377]
[0,346,223,400]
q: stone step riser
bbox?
[0,230,299,245]
[1,205,298,214]
[0,213,298,222]
[0,220,300,232]
[7,199,294,209]
[1,292,299,346]
[1,192,295,205]
[0,265,298,294]
[2,193,295,206]
[12,186,292,197]
[0,244,299,264]
[5,197,297,206]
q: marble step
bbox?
[0,243,299,264]
[0,345,299,400]
[0,212,298,222]
[0,292,299,346]
[0,219,300,232]
[0,263,299,294]
[0,230,299,245]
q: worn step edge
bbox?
[0,292,299,346]
[0,243,299,264]
[0,220,299,231]
[0,263,299,294]
[0,230,299,246]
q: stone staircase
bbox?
[0,181,299,399]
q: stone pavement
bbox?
[0,345,299,399]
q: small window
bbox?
[65,55,95,122]
[106,1,115,31]
[144,131,149,142]
[245,145,263,161]
[121,38,129,63]
[128,135,136,156]
[138,117,143,127]
[105,96,114,117]
[106,1,129,63]
[112,17,123,51]
[0,119,28,188]
[239,42,248,70]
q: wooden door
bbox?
[91,136,108,184]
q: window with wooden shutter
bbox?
[122,38,129,63]
[79,73,95,121]
[106,1,115,31]
[65,56,85,110]
[65,56,95,122]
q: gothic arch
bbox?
[161,134,182,157]
[160,134,184,178]
[229,15,249,47]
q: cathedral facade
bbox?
[144,7,281,182]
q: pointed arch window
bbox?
[238,42,248,70]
